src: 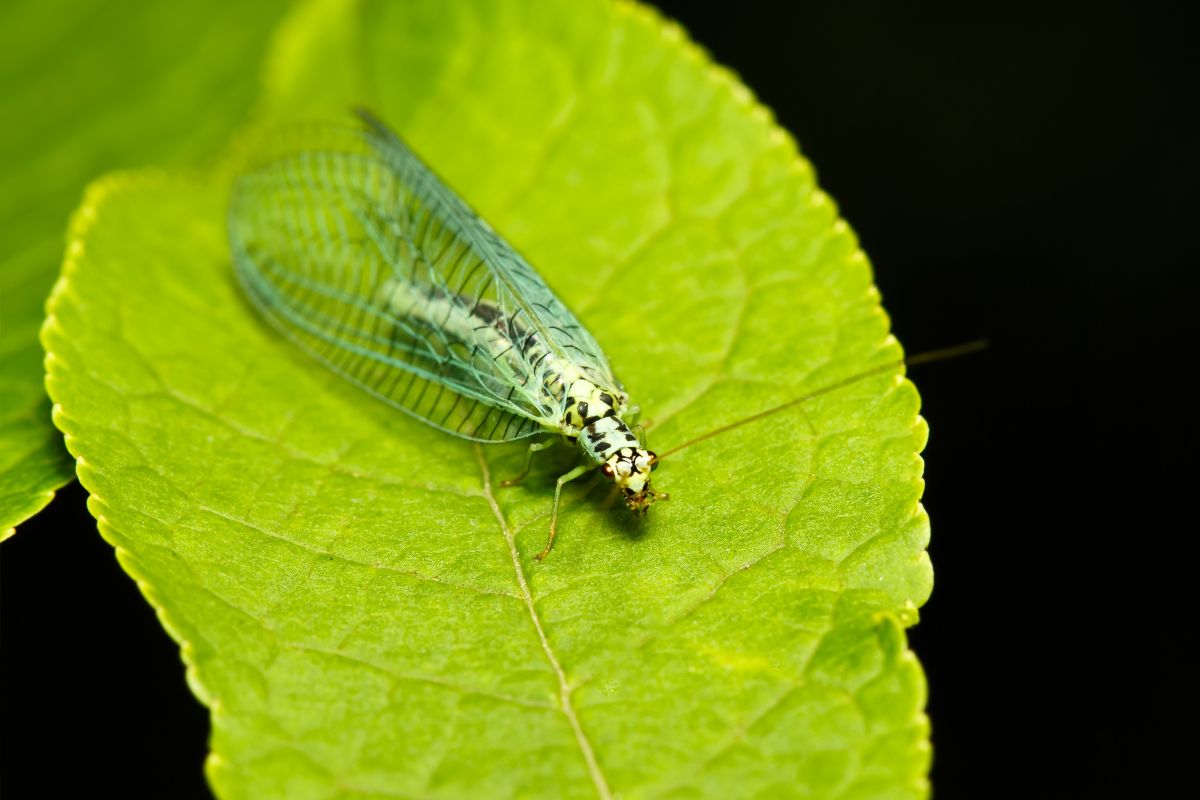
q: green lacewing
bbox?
[229,109,981,559]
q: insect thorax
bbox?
[562,379,636,460]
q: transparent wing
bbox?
[354,110,620,389]
[228,114,618,442]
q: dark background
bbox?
[2,1,1192,797]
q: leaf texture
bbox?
[0,0,292,537]
[43,0,933,796]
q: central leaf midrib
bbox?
[473,444,612,800]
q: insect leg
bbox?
[630,420,657,449]
[500,438,556,488]
[535,463,593,561]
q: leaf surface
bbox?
[44,0,933,796]
[0,0,291,537]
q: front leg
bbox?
[500,438,556,488]
[535,463,594,561]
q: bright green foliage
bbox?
[0,0,292,537]
[43,0,932,796]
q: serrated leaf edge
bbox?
[37,1,935,795]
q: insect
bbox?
[229,109,981,559]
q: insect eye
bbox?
[602,464,614,477]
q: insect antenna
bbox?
[656,339,988,460]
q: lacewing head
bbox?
[601,447,666,515]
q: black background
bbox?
[2,2,1193,797]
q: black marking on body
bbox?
[472,300,503,325]
[387,283,619,436]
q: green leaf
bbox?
[0,0,293,537]
[44,0,933,796]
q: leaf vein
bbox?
[197,504,519,600]
[285,641,557,712]
[475,444,614,800]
